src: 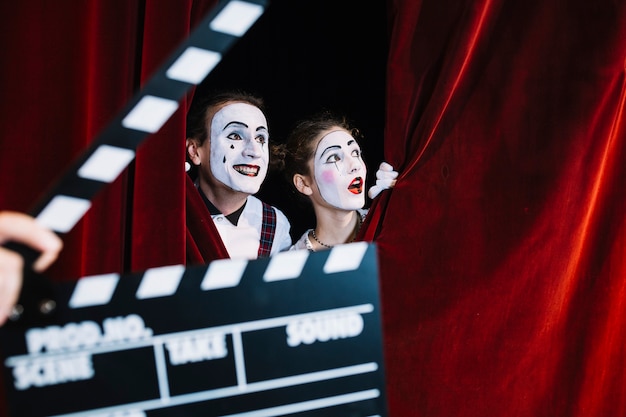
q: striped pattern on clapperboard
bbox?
[1,242,386,416]
[0,0,388,416]
[28,0,265,233]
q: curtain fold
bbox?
[361,0,626,416]
[185,174,230,264]
[0,1,217,282]
[0,1,141,281]
[0,2,216,411]
[1,1,626,416]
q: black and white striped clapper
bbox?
[29,0,267,233]
[0,242,387,417]
[6,0,269,321]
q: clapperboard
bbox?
[0,1,388,416]
[0,243,386,416]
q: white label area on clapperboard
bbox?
[0,242,388,417]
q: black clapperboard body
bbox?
[0,1,388,416]
[0,243,386,416]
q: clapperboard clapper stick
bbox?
[2,0,268,325]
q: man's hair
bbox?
[186,90,266,145]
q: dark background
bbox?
[193,0,389,239]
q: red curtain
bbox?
[1,1,626,417]
[0,1,217,281]
[361,0,626,416]
[0,1,217,414]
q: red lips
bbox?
[348,177,363,194]
[234,164,260,177]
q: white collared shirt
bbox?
[211,195,291,260]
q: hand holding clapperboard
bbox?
[0,1,388,416]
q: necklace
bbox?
[310,211,363,249]
[310,229,333,249]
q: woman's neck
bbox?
[310,207,361,249]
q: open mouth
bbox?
[348,177,363,194]
[233,164,260,177]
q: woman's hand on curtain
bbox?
[368,161,398,199]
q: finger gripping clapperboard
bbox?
[0,1,388,416]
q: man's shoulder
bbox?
[247,196,289,222]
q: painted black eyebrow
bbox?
[320,145,341,158]
[320,138,359,158]
[223,121,248,130]
[222,121,268,132]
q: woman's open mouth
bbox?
[348,177,363,194]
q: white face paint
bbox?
[209,103,269,194]
[313,130,367,210]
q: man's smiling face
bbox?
[209,102,269,194]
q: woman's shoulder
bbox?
[290,229,314,252]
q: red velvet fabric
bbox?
[185,175,230,264]
[0,1,138,280]
[360,0,626,416]
[1,1,626,417]
[0,1,216,414]
[0,1,217,281]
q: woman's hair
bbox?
[186,90,266,145]
[272,110,362,193]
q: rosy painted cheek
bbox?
[319,170,336,184]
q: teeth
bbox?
[234,165,259,176]
[348,177,363,194]
[349,177,363,188]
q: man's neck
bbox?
[197,179,249,216]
